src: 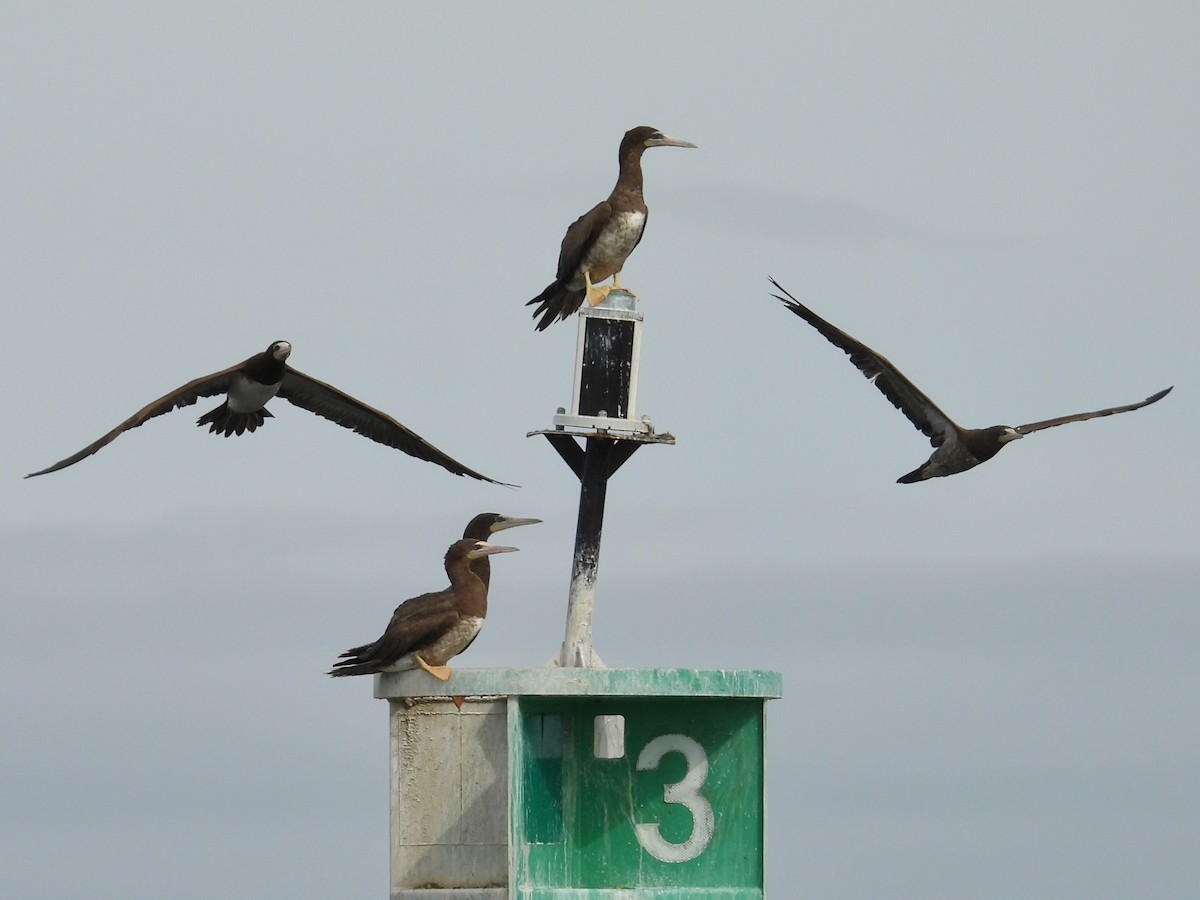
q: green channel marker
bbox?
[377,667,780,899]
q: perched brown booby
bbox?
[771,279,1172,483]
[25,341,505,483]
[527,125,696,330]
[461,512,541,588]
[328,538,518,681]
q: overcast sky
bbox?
[3,3,1197,898]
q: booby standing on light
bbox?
[25,341,506,483]
[328,538,519,681]
[527,125,696,331]
[771,279,1172,483]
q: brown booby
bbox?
[328,538,518,681]
[771,279,1172,483]
[527,126,696,331]
[25,341,505,483]
[461,512,542,588]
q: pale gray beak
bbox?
[471,541,520,557]
[492,515,543,532]
[648,132,697,149]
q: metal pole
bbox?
[530,293,673,667]
[559,437,612,667]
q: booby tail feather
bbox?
[196,402,273,437]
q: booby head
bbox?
[995,426,1024,444]
[624,125,697,151]
[467,540,519,559]
[269,340,292,362]
[464,513,543,538]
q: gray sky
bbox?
[3,3,1197,898]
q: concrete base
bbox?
[390,697,507,893]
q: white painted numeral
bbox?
[634,734,715,863]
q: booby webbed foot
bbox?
[414,653,453,682]
[586,271,639,305]
[584,271,611,307]
[587,284,613,306]
[609,274,639,301]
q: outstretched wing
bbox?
[1016,387,1172,435]
[25,364,242,477]
[771,278,960,448]
[278,368,508,484]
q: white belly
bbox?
[420,616,484,665]
[582,210,646,281]
[227,373,281,413]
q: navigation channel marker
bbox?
[377,666,780,899]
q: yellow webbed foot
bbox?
[414,653,453,682]
[595,272,638,304]
[584,271,612,307]
[613,275,638,300]
[587,284,613,306]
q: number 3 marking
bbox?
[634,734,715,863]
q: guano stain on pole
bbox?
[528,289,674,668]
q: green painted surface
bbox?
[512,696,766,895]
[515,891,762,899]
[375,667,782,701]
[523,713,566,845]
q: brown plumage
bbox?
[328,538,518,679]
[25,341,506,483]
[771,279,1172,483]
[527,126,696,330]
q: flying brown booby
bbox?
[328,538,519,681]
[527,125,697,331]
[25,341,505,483]
[461,513,541,588]
[771,279,1172,483]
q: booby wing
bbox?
[526,202,615,329]
[771,278,960,448]
[556,201,613,283]
[277,369,507,484]
[329,591,461,675]
[1015,387,1172,435]
[25,364,243,478]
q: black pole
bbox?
[556,437,612,666]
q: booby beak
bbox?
[468,541,520,558]
[490,516,543,533]
[647,132,697,149]
[1000,427,1025,443]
